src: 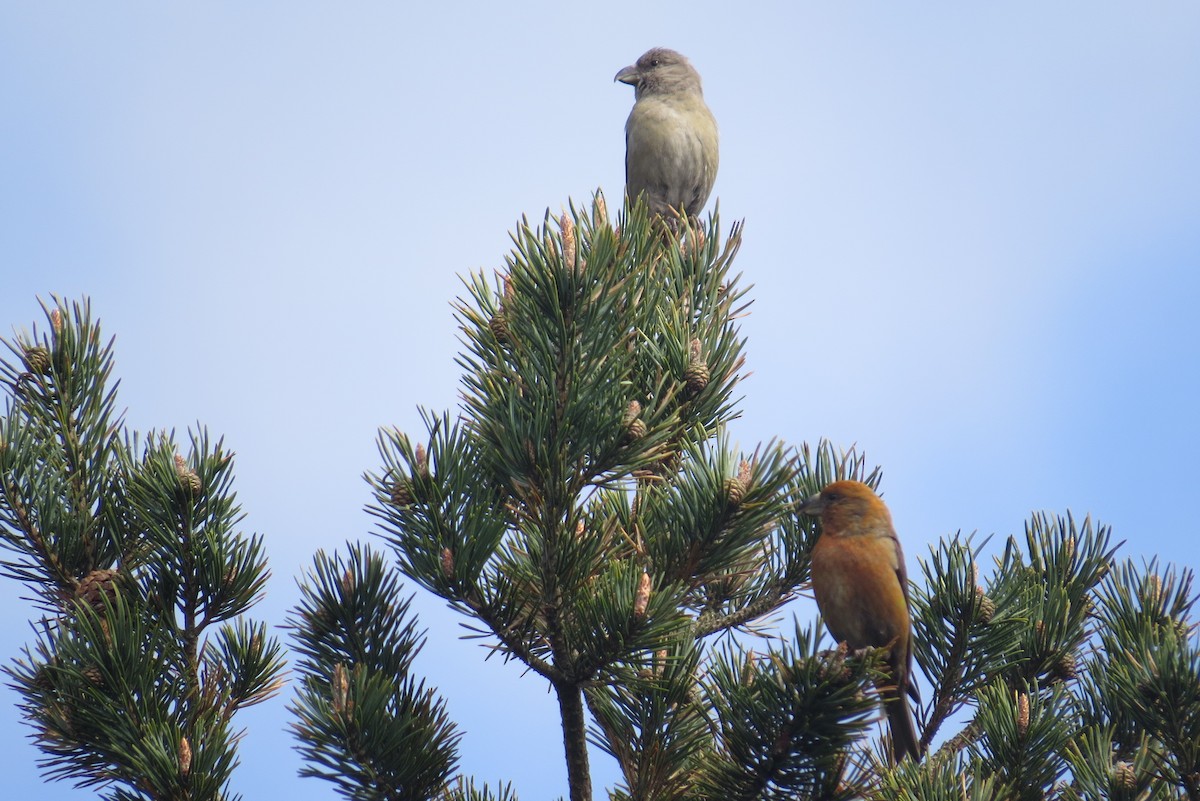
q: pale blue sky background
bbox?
[2,4,1198,799]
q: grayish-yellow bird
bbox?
[615,48,719,222]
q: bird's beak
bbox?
[614,65,639,85]
[798,493,826,515]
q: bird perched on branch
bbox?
[615,47,719,224]
[800,479,922,763]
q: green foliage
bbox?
[361,195,1200,801]
[911,533,1024,747]
[287,544,461,801]
[0,299,124,593]
[364,196,898,801]
[1,298,284,801]
[437,778,522,801]
[695,623,881,801]
[6,203,1199,801]
[870,751,1001,801]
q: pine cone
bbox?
[1112,761,1136,792]
[23,346,52,375]
[489,311,511,345]
[174,454,201,497]
[683,361,710,397]
[723,476,747,508]
[390,478,415,507]
[974,586,996,623]
[622,400,647,443]
[32,663,57,691]
[683,340,710,398]
[1051,652,1078,683]
[76,569,121,611]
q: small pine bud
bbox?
[593,193,608,227]
[82,665,104,687]
[560,213,576,271]
[414,443,429,478]
[1112,761,1136,792]
[634,572,651,619]
[50,308,63,335]
[23,345,52,375]
[332,663,350,715]
[654,647,668,678]
[742,650,756,687]
[621,399,641,427]
[178,736,192,778]
[76,568,120,611]
[1016,692,1030,738]
[819,642,853,686]
[174,454,201,496]
[575,520,585,539]
[1144,574,1163,608]
[341,568,355,595]
[974,586,996,623]
[441,547,454,579]
[1051,652,1078,683]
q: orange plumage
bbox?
[802,479,921,763]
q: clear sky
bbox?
[2,4,1199,799]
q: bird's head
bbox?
[614,48,703,99]
[799,479,891,535]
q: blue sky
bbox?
[2,4,1199,799]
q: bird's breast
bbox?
[811,534,909,650]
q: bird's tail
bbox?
[884,692,922,763]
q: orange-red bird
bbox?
[801,479,921,763]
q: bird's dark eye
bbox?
[649,59,659,67]
[824,491,840,503]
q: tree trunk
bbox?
[555,679,592,801]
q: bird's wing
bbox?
[890,528,920,704]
